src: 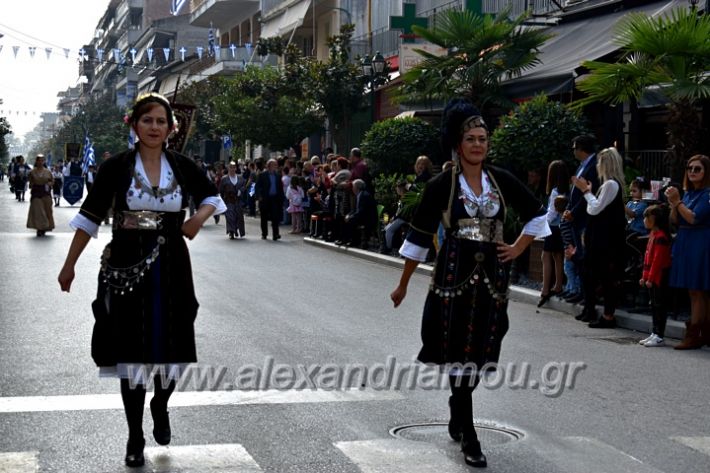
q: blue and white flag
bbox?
[81,134,96,174]
[208,23,216,56]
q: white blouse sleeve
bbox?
[584,180,620,216]
[545,188,559,224]
[399,240,430,262]
[522,214,552,239]
[198,195,227,215]
[69,213,100,238]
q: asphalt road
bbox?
[0,189,708,473]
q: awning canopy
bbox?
[260,0,311,38]
[504,0,685,99]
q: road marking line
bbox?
[0,451,39,473]
[0,388,403,414]
[671,436,710,456]
[335,439,470,472]
[532,437,665,473]
[145,444,262,472]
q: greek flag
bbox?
[208,24,216,56]
[81,134,96,174]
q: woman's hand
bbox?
[497,243,525,263]
[58,264,75,292]
[571,176,591,194]
[390,285,407,308]
[664,186,681,207]
[181,217,202,240]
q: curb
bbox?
[303,237,685,340]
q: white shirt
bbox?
[584,179,620,216]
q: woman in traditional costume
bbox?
[26,154,55,236]
[390,100,550,468]
[58,93,226,468]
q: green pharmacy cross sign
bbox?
[390,3,428,43]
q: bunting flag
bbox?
[45,47,52,59]
[179,47,187,61]
[28,47,37,58]
[229,44,237,58]
[113,48,121,62]
[96,48,104,62]
[81,134,96,174]
[163,48,171,62]
[79,48,87,61]
[63,48,70,59]
[196,46,204,60]
[129,48,137,63]
[245,42,252,56]
[214,46,221,60]
[12,46,20,58]
[147,48,154,62]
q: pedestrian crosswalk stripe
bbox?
[529,436,665,473]
[0,388,403,414]
[0,451,39,473]
[335,439,471,472]
[145,444,262,472]
[671,436,710,456]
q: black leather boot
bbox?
[461,431,487,468]
[150,398,171,446]
[125,437,145,468]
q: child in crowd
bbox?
[638,205,672,347]
[625,178,649,236]
[286,176,305,234]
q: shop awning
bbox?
[503,0,685,99]
[260,0,311,38]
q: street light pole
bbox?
[361,51,386,125]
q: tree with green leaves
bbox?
[574,7,710,180]
[0,116,11,165]
[398,8,551,115]
[44,93,126,163]
[300,24,370,150]
[489,95,589,178]
[361,117,440,175]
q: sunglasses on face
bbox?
[687,165,704,174]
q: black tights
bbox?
[449,374,481,436]
[120,376,176,440]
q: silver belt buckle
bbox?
[456,218,502,242]
[119,211,161,230]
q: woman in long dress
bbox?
[26,154,55,236]
[58,93,226,468]
[390,100,550,468]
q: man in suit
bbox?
[340,179,378,248]
[254,158,284,240]
[562,134,600,305]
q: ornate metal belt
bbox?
[114,211,163,231]
[454,218,503,243]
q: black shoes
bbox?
[589,316,616,329]
[461,434,487,468]
[565,293,584,304]
[150,398,171,446]
[537,293,553,308]
[125,437,145,468]
[273,234,281,241]
[575,308,597,322]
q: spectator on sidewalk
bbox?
[286,176,305,234]
[414,155,433,184]
[572,147,626,328]
[538,160,569,307]
[561,134,600,304]
[341,179,378,248]
[665,154,710,350]
[638,204,672,347]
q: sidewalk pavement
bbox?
[303,237,686,341]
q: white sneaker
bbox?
[644,335,665,347]
[639,333,655,345]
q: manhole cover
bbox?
[390,422,524,448]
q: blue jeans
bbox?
[564,259,582,295]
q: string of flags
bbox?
[0,110,45,116]
[0,42,254,63]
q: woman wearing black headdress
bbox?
[390,100,549,468]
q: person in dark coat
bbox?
[390,100,549,469]
[340,179,378,247]
[561,134,600,304]
[254,158,284,240]
[57,93,226,468]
